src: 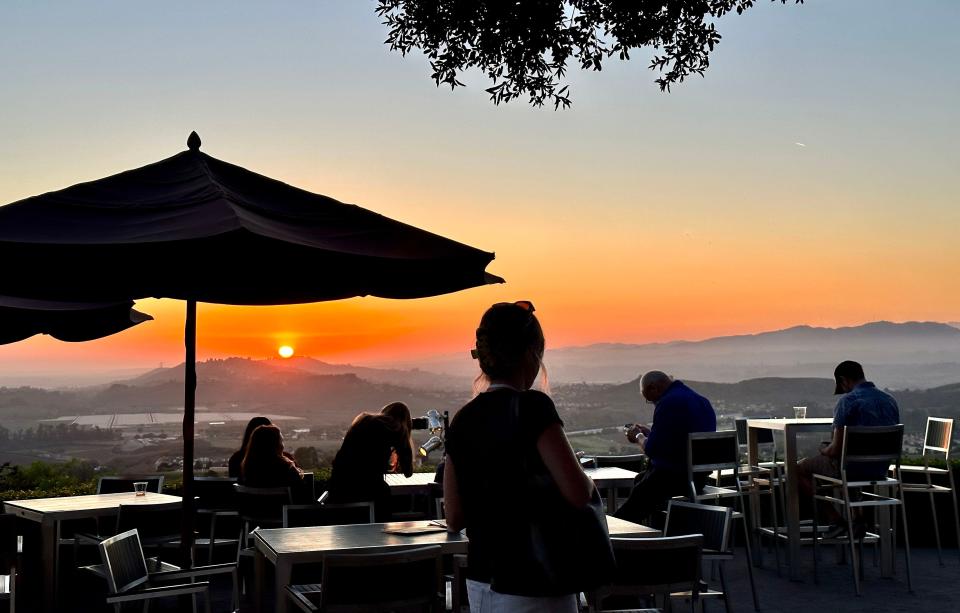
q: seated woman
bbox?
[240,424,306,499]
[327,401,414,521]
[229,416,272,478]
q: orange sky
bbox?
[0,2,958,375]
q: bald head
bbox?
[640,370,673,403]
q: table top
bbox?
[4,492,181,522]
[746,418,834,431]
[256,515,658,563]
[384,472,438,487]
[584,466,639,483]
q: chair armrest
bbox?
[74,532,104,546]
[317,490,330,504]
[106,581,209,603]
[151,562,237,582]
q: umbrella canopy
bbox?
[0,132,502,562]
[0,296,152,344]
[0,132,501,304]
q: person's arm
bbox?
[443,455,465,532]
[537,423,594,508]
[395,430,414,477]
[821,427,843,458]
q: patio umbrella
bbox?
[0,132,502,560]
[0,296,152,345]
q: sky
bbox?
[0,1,958,377]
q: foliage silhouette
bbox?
[377,0,802,108]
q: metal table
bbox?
[384,472,439,495]
[254,516,658,613]
[4,491,181,612]
[746,418,834,580]
[584,466,639,512]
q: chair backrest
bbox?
[97,475,164,495]
[688,431,739,474]
[194,476,238,511]
[596,535,703,603]
[593,454,647,473]
[115,501,182,542]
[664,500,732,554]
[320,545,443,611]
[283,502,375,528]
[841,425,905,471]
[98,529,149,595]
[923,417,954,460]
[233,484,292,527]
[734,418,774,447]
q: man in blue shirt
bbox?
[797,360,900,531]
[614,371,717,525]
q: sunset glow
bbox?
[0,1,957,377]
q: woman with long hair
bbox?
[229,416,272,478]
[444,301,596,612]
[327,401,414,521]
[240,424,304,490]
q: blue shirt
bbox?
[833,382,900,429]
[644,381,717,470]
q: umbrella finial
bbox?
[187,131,202,151]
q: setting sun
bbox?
[278,345,295,359]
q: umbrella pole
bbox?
[181,299,197,566]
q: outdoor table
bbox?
[584,466,639,513]
[384,472,438,496]
[3,491,181,612]
[746,417,896,580]
[254,516,658,613]
[387,468,639,513]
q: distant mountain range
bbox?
[382,321,960,389]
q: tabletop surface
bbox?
[4,492,181,516]
[584,466,639,481]
[384,472,437,486]
[257,516,658,557]
[746,418,834,431]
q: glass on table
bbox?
[133,481,148,496]
[793,406,807,419]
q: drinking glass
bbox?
[133,481,148,496]
[793,406,807,419]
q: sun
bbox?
[278,345,295,359]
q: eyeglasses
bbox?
[470,301,537,359]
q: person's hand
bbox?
[637,424,651,437]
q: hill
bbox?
[391,321,960,388]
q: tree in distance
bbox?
[377,0,802,108]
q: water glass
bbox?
[793,406,807,419]
[133,481,148,496]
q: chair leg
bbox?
[843,487,861,597]
[717,563,733,613]
[948,469,960,565]
[899,487,913,593]
[926,472,944,565]
[769,472,781,576]
[811,486,820,584]
[739,515,760,610]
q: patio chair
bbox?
[735,417,786,573]
[686,431,759,610]
[283,502,375,528]
[194,477,241,564]
[811,424,912,596]
[0,515,18,613]
[285,544,444,612]
[893,416,960,565]
[81,528,231,613]
[234,484,291,596]
[76,500,182,563]
[664,501,735,613]
[586,535,703,613]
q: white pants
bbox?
[466,579,578,613]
